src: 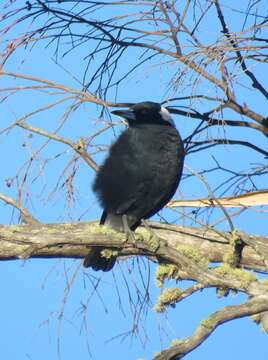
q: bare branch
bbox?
[167,107,268,137]
[168,189,268,208]
[214,0,268,101]
[16,121,99,172]
[187,139,268,157]
[154,296,268,360]
[0,220,266,274]
[0,192,39,225]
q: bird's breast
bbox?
[131,124,183,160]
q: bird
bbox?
[84,101,185,271]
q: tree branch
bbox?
[0,221,266,274]
[214,0,268,101]
[187,139,268,157]
[16,121,99,172]
[154,296,268,360]
[0,192,39,225]
[167,107,268,137]
[168,189,268,207]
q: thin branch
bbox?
[214,0,268,101]
[16,121,99,172]
[187,139,268,157]
[159,0,182,55]
[154,296,268,360]
[167,107,268,137]
[0,192,39,225]
[185,164,234,232]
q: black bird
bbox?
[84,101,184,271]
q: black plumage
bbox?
[84,101,184,271]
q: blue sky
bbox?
[0,1,268,359]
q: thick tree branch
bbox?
[0,214,266,359]
[0,221,266,274]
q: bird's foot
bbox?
[122,214,136,246]
[126,230,136,246]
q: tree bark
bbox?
[0,221,266,273]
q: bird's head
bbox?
[111,101,175,127]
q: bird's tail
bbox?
[83,247,116,272]
[83,211,122,272]
[83,212,139,271]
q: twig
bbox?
[16,121,99,172]
[0,192,39,225]
[214,0,268,101]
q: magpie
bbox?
[84,101,185,271]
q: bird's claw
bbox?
[122,214,137,246]
[125,229,136,246]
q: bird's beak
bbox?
[111,109,136,122]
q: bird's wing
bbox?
[93,127,157,216]
[93,125,183,229]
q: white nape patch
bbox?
[160,106,172,121]
[160,106,175,125]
